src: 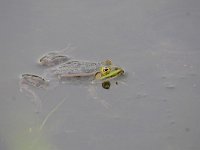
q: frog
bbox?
[20,47,124,89]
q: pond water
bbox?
[0,0,200,150]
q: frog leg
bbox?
[95,72,102,80]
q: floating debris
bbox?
[164,82,176,89]
[136,93,148,99]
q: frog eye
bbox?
[101,66,111,75]
[104,68,109,72]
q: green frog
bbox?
[20,47,124,89]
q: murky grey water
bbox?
[1,0,200,150]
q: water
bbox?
[1,0,200,150]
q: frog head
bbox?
[95,65,124,80]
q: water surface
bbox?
[0,0,200,150]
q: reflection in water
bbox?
[19,80,42,113]
[102,81,111,89]
[10,127,52,150]
[88,85,111,109]
[40,97,67,130]
[7,94,67,150]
